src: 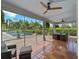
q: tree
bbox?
[30,21,41,29]
[12,21,21,38]
[1,10,4,24]
[1,10,6,30]
[19,20,29,30]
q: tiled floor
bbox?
[49,40,77,59]
[32,40,77,59]
[5,35,77,59]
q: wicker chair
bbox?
[7,45,17,59]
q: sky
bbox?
[3,10,43,24]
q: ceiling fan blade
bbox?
[50,7,62,10]
[48,0,53,3]
[43,9,48,14]
[40,2,47,8]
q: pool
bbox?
[7,31,32,36]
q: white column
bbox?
[53,23,56,34]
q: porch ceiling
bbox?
[2,0,77,23]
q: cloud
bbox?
[3,10,16,18]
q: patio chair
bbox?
[1,51,11,59]
[19,45,32,59]
[7,45,17,59]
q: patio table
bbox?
[53,33,68,41]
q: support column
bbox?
[24,16,26,46]
[52,23,56,39]
[35,28,37,47]
[42,21,46,58]
[43,21,46,41]
[53,23,56,34]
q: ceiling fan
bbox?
[40,0,62,14]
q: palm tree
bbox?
[12,21,21,38]
[30,21,41,29]
[19,20,29,30]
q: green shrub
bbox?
[46,28,77,36]
[47,28,53,35]
[69,28,77,36]
[55,28,68,33]
[25,30,34,33]
[15,29,22,32]
[35,29,42,34]
[3,29,10,32]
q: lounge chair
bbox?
[7,45,17,59]
[1,51,11,59]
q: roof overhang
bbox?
[2,0,77,23]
